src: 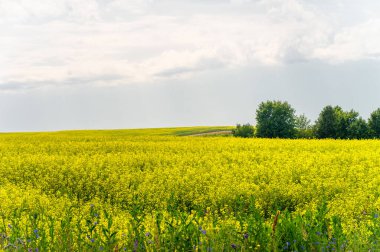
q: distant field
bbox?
[1,126,234,137]
[1,127,380,251]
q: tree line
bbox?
[233,100,380,139]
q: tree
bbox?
[347,117,370,139]
[315,106,363,139]
[369,108,380,138]
[232,123,254,138]
[255,100,296,138]
[336,109,359,139]
[295,114,311,131]
[314,106,341,139]
[295,114,314,138]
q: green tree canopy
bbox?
[295,114,311,130]
[314,105,341,139]
[295,114,313,138]
[315,106,361,139]
[232,123,254,138]
[255,100,296,138]
[369,108,380,138]
[347,117,370,139]
[336,109,359,139]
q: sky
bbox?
[1,0,380,132]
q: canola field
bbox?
[1,127,380,251]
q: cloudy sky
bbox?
[1,0,380,132]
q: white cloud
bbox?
[1,0,380,91]
[313,19,380,63]
[0,0,68,23]
[105,0,155,15]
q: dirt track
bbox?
[186,130,232,136]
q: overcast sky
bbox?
[1,0,380,132]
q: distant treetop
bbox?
[233,100,379,139]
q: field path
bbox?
[185,130,232,136]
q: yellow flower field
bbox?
[0,127,380,251]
